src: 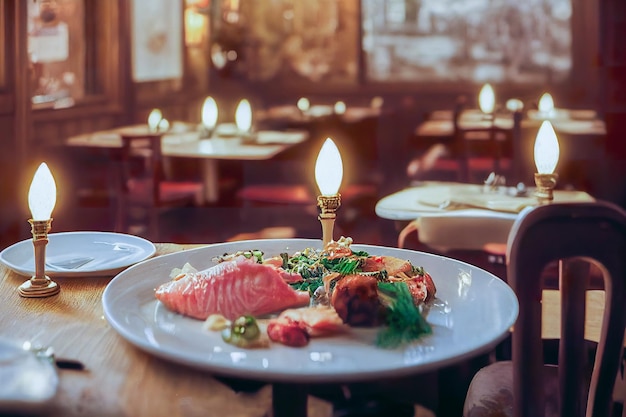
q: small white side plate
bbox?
[0,232,156,277]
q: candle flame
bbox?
[315,138,343,196]
[506,98,524,112]
[148,109,163,132]
[158,118,170,132]
[235,99,252,133]
[534,121,560,174]
[297,97,310,112]
[28,162,57,220]
[202,96,218,129]
[538,93,554,114]
[478,83,495,114]
[334,101,346,115]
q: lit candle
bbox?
[20,162,60,297]
[297,97,310,113]
[538,93,555,119]
[158,118,170,132]
[201,96,218,135]
[478,83,495,115]
[315,138,343,196]
[506,98,524,112]
[534,120,560,174]
[29,163,57,221]
[334,101,346,115]
[315,138,343,247]
[370,96,384,109]
[533,121,560,203]
[147,108,163,133]
[235,99,252,135]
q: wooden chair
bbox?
[463,201,626,417]
[115,133,204,241]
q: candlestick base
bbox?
[20,218,60,298]
[18,276,60,298]
[317,194,342,247]
[534,173,559,205]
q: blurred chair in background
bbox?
[115,133,204,241]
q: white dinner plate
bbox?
[0,232,156,278]
[103,239,518,383]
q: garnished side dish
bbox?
[155,237,436,349]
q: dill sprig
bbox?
[376,281,432,348]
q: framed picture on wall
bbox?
[131,0,183,82]
[362,0,573,85]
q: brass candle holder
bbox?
[18,218,60,298]
[318,193,341,247]
[534,173,558,205]
[532,121,560,206]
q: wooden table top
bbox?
[65,124,309,161]
[414,110,607,138]
[0,243,608,416]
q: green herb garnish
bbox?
[289,277,324,295]
[376,281,432,348]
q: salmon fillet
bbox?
[155,257,310,320]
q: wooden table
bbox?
[65,125,309,204]
[0,242,613,417]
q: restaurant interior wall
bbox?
[0,0,625,250]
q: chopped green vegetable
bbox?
[376,281,432,348]
[222,315,261,347]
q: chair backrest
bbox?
[119,133,165,204]
[506,201,626,417]
[453,107,522,183]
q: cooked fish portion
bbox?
[155,256,310,320]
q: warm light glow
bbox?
[148,109,162,132]
[297,97,310,112]
[506,98,524,112]
[534,121,560,174]
[478,83,495,114]
[315,138,343,196]
[28,163,57,221]
[202,96,218,130]
[334,101,346,115]
[538,93,555,115]
[235,99,252,133]
[184,8,206,46]
[158,118,170,132]
[370,96,384,109]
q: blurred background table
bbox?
[65,124,309,204]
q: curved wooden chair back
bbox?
[507,201,626,417]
